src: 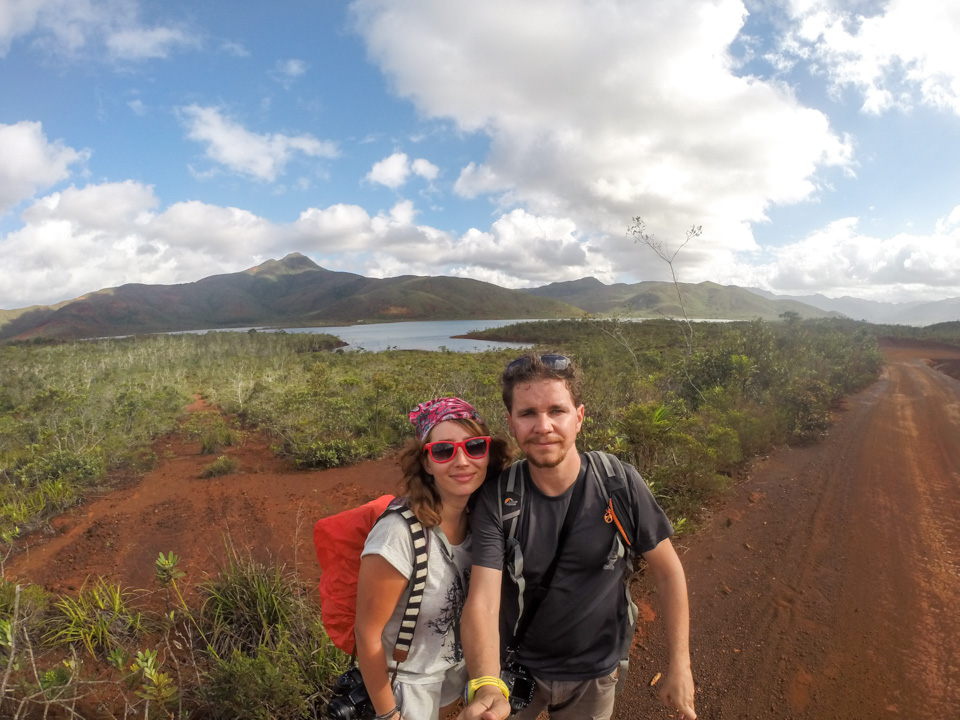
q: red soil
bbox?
[6,340,960,719]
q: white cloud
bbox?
[21,180,158,230]
[0,0,198,60]
[0,121,88,214]
[274,58,308,87]
[106,25,196,60]
[726,213,960,302]
[367,153,441,189]
[0,180,287,308]
[351,0,853,261]
[412,157,439,181]
[367,152,411,188]
[179,105,339,182]
[778,0,960,115]
[220,40,249,57]
[299,200,605,287]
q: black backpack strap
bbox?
[586,450,636,569]
[381,500,430,664]
[499,461,528,635]
[586,451,641,688]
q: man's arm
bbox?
[642,538,697,719]
[458,565,511,720]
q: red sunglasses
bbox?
[423,436,492,463]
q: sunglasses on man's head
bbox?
[423,436,492,463]
[504,354,572,375]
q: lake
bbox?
[190,319,537,352]
[283,319,534,352]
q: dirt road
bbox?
[7,342,960,719]
[617,341,960,719]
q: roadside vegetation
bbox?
[0,317,889,717]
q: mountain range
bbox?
[744,288,960,326]
[1,253,955,342]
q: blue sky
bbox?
[2,0,960,310]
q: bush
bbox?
[199,649,310,720]
[0,579,52,640]
[193,550,346,718]
[183,411,238,455]
[284,435,377,469]
[200,455,239,478]
[200,553,305,657]
[44,577,143,656]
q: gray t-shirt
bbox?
[471,454,674,680]
[362,511,472,683]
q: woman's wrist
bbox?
[374,705,400,720]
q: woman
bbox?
[355,397,511,720]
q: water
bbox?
[284,319,534,352]
[189,319,537,352]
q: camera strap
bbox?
[390,503,430,666]
[506,465,586,662]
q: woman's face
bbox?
[422,420,490,505]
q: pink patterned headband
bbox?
[408,397,482,441]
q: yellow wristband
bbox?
[466,676,510,703]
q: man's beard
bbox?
[525,444,567,469]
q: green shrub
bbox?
[199,648,310,720]
[0,579,52,640]
[183,411,238,454]
[285,435,375,469]
[44,577,143,656]
[14,448,105,489]
[200,455,239,478]
[200,553,304,657]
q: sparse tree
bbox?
[628,217,705,403]
[627,217,702,356]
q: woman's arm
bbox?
[355,554,410,717]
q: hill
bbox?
[0,254,585,342]
[525,277,840,320]
[744,288,960,325]
[4,256,871,343]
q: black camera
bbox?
[501,660,536,715]
[327,667,374,720]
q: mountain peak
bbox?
[246,253,323,278]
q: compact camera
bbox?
[501,660,536,715]
[327,667,374,720]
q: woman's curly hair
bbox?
[398,416,513,528]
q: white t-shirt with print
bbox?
[361,511,471,684]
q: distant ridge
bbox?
[525,277,841,320]
[744,288,960,325]
[7,254,957,343]
[0,254,585,342]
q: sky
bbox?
[2,0,960,310]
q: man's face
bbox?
[507,378,584,469]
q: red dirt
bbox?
[7,341,960,719]
[5,396,403,605]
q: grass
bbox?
[200,455,239,478]
[44,577,144,656]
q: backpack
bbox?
[498,450,640,691]
[314,494,429,660]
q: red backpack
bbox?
[314,495,429,659]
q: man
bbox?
[459,352,697,720]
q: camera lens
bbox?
[327,698,355,720]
